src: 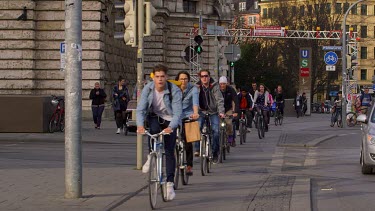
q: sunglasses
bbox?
[200,75,209,78]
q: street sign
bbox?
[326,65,336,71]
[300,67,310,77]
[224,44,241,62]
[324,51,338,65]
[207,25,224,35]
[253,26,285,37]
[60,42,65,71]
[322,46,342,51]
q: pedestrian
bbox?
[112,76,130,134]
[294,90,303,118]
[89,82,107,129]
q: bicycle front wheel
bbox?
[148,153,158,210]
[59,112,65,132]
[219,130,224,163]
[174,147,180,190]
[200,137,207,176]
[257,115,263,139]
[181,148,189,185]
[48,114,58,133]
[346,112,357,127]
[239,122,244,145]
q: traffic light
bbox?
[114,0,137,47]
[194,35,203,54]
[230,61,235,67]
[346,54,352,69]
[144,2,157,36]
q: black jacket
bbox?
[89,88,107,106]
[274,92,284,103]
[221,86,239,113]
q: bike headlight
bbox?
[367,134,375,145]
[202,126,207,134]
[221,122,225,127]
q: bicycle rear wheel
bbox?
[59,112,65,132]
[346,112,357,127]
[181,149,189,185]
[200,137,207,176]
[239,122,244,145]
[48,114,58,133]
[148,153,158,209]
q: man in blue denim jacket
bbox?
[136,64,182,201]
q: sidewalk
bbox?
[0,120,148,211]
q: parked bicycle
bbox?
[144,130,168,210]
[49,95,65,133]
[200,112,212,176]
[238,109,248,145]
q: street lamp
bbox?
[341,0,364,128]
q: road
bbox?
[1,115,375,210]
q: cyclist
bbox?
[330,91,342,127]
[195,70,225,164]
[274,85,285,116]
[360,87,372,114]
[136,64,182,201]
[175,71,199,176]
[236,86,254,135]
[219,76,239,146]
[254,84,271,132]
[112,76,130,134]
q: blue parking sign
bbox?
[60,42,65,54]
[324,51,338,65]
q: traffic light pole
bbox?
[64,0,82,199]
[214,21,219,79]
[136,0,145,170]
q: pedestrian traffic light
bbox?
[114,0,137,47]
[194,35,203,54]
[144,2,157,36]
[230,61,235,67]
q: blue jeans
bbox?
[194,114,220,157]
[92,105,105,127]
[148,116,176,183]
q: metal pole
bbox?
[65,0,82,199]
[214,21,219,79]
[136,0,145,170]
[342,0,364,128]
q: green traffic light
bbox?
[195,45,203,54]
[230,62,234,67]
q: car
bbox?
[357,103,375,174]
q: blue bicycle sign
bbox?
[324,51,338,65]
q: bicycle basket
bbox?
[51,99,59,106]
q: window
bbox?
[183,0,196,13]
[239,2,246,11]
[268,8,273,18]
[361,69,367,80]
[308,5,312,15]
[273,8,279,16]
[344,3,349,13]
[361,25,367,37]
[335,3,342,14]
[361,4,367,15]
[292,6,297,16]
[373,69,375,76]
[299,5,305,16]
[248,16,257,25]
[320,4,325,14]
[263,8,268,18]
[314,4,319,12]
[254,1,258,9]
[326,3,331,13]
[361,47,368,59]
[352,5,357,14]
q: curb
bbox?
[278,134,337,148]
[290,177,311,211]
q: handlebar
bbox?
[143,130,170,138]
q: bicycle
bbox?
[49,95,65,133]
[274,106,283,126]
[238,110,248,145]
[346,107,368,127]
[174,118,194,189]
[219,115,233,163]
[144,130,169,210]
[330,107,343,128]
[254,106,265,139]
[200,112,212,176]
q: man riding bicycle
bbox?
[274,85,284,116]
[330,91,342,127]
[219,76,239,146]
[360,87,372,114]
[236,86,254,135]
[136,64,182,201]
[195,70,225,164]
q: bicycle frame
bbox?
[200,113,211,158]
[145,131,166,184]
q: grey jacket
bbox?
[136,81,182,129]
[196,78,225,115]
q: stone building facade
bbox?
[0,0,232,118]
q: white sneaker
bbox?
[116,128,121,134]
[236,131,240,136]
[142,154,151,173]
[166,182,176,201]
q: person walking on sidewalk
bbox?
[176,71,199,176]
[294,91,303,118]
[219,76,239,146]
[194,70,225,163]
[136,64,182,201]
[112,76,130,134]
[89,82,107,129]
